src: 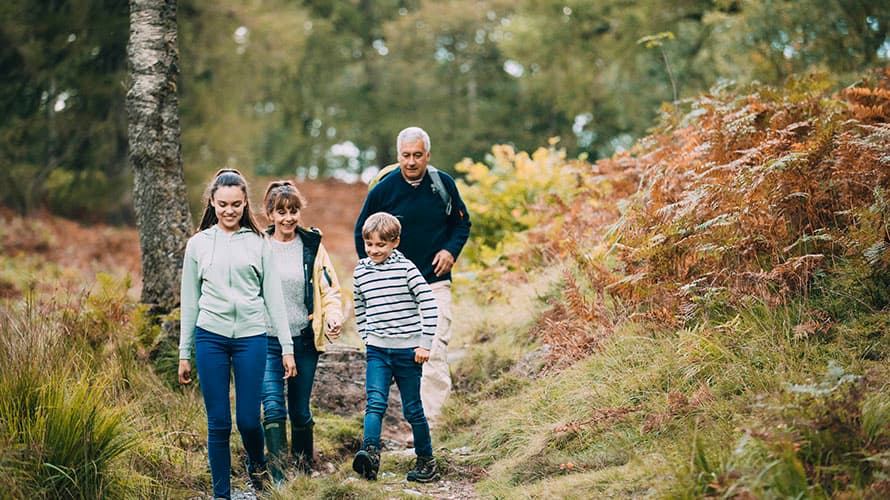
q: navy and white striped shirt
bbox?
[353,249,437,350]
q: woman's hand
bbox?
[282,354,297,378]
[326,318,342,340]
[178,359,192,384]
[414,347,430,364]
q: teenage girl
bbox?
[178,169,297,499]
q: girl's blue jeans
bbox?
[262,331,319,426]
[362,345,433,456]
[194,327,267,499]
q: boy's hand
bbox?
[414,347,431,364]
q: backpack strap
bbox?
[369,164,452,216]
[426,166,452,216]
[367,163,399,191]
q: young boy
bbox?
[352,212,440,483]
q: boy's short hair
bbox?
[362,212,401,242]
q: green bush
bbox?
[0,362,135,498]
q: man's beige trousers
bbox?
[421,280,452,424]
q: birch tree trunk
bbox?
[127,0,192,312]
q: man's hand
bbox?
[178,359,192,385]
[432,249,454,277]
[282,354,297,378]
[415,347,431,364]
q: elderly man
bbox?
[354,126,471,425]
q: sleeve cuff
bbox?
[420,335,434,350]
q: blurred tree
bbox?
[2,0,889,221]
[128,0,192,311]
[0,0,130,220]
[500,0,720,158]
[500,0,890,157]
[261,0,530,176]
[177,0,311,210]
[699,0,890,84]
[376,0,529,171]
[256,0,412,179]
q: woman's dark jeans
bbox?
[194,327,268,499]
[262,331,319,426]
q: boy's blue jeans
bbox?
[363,345,433,456]
[262,331,319,426]
[194,327,267,500]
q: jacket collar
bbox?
[367,248,403,266]
[203,225,254,236]
[266,225,322,254]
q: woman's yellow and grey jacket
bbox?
[268,225,343,352]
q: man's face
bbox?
[397,139,430,183]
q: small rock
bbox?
[508,344,550,379]
[403,489,423,496]
[391,448,417,458]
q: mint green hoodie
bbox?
[179,225,294,359]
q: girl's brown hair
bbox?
[263,180,308,217]
[198,168,262,234]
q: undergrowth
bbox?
[439,67,890,498]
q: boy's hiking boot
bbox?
[352,445,380,481]
[407,455,439,483]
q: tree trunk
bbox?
[127,0,192,312]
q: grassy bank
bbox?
[438,275,889,498]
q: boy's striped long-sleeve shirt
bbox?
[353,249,437,350]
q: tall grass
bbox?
[0,273,218,498]
[0,288,137,498]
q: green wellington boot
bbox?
[291,422,315,475]
[263,419,289,484]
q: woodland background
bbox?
[2,1,890,499]
[3,0,889,221]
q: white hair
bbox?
[396,127,431,153]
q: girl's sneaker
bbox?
[407,455,439,483]
[352,445,380,481]
[247,461,270,491]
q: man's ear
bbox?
[393,236,400,248]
